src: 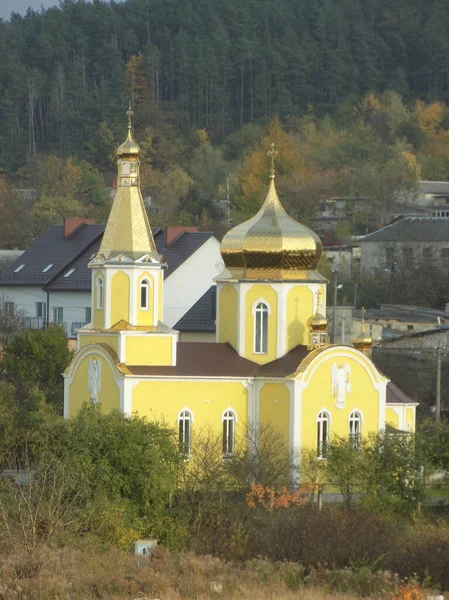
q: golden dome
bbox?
[117,128,140,157]
[117,105,140,157]
[307,312,328,332]
[352,308,373,352]
[220,177,322,280]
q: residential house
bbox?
[359,217,449,272]
[0,218,222,342]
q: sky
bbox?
[1,1,58,20]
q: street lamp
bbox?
[331,269,343,343]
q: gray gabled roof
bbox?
[361,217,449,242]
[0,224,216,291]
[0,224,105,287]
[175,286,216,332]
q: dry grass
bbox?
[0,545,407,600]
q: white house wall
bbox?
[164,237,223,327]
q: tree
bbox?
[2,325,72,412]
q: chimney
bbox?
[165,226,199,246]
[63,218,96,239]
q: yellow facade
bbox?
[111,271,130,325]
[67,349,121,417]
[79,333,119,354]
[286,285,324,349]
[132,380,248,432]
[259,383,290,443]
[125,335,173,366]
[218,285,238,349]
[299,350,381,449]
[386,407,400,429]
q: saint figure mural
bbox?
[88,358,102,404]
[331,362,351,408]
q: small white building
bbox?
[0,219,222,343]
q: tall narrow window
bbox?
[254,302,268,354]
[53,307,63,324]
[96,277,104,310]
[178,410,192,457]
[140,279,149,310]
[222,410,236,457]
[317,411,330,458]
[349,411,362,451]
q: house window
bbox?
[96,277,104,310]
[14,264,25,273]
[53,307,63,324]
[42,263,54,273]
[140,279,149,310]
[36,302,46,320]
[349,411,361,451]
[317,411,330,458]
[254,302,269,354]
[423,247,432,261]
[407,324,414,331]
[385,248,394,269]
[178,410,192,457]
[403,247,413,268]
[4,302,14,317]
[85,307,92,323]
[222,410,236,457]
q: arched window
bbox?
[222,410,236,457]
[96,277,104,310]
[178,410,192,457]
[254,302,269,354]
[140,278,149,310]
[317,411,330,458]
[349,411,362,451]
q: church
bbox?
[64,113,417,477]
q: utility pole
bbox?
[341,313,346,345]
[436,345,442,421]
[332,270,338,343]
[353,283,358,310]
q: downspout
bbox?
[45,287,50,328]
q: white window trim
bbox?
[140,278,150,311]
[252,299,270,355]
[347,409,364,424]
[316,409,331,459]
[222,409,236,457]
[178,407,193,458]
[96,276,104,310]
[348,410,362,450]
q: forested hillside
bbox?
[1,0,449,252]
[2,0,449,166]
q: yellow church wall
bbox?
[245,285,277,364]
[218,285,238,349]
[259,383,290,444]
[78,334,119,354]
[93,271,105,329]
[131,380,248,436]
[286,285,322,349]
[68,351,120,417]
[125,335,173,365]
[300,352,380,452]
[111,271,130,325]
[385,407,400,429]
[136,272,155,327]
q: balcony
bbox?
[22,318,88,338]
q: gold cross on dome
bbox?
[267,142,278,179]
[316,289,322,312]
[127,103,133,129]
[361,307,366,332]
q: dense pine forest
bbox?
[1,0,449,251]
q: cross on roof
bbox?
[267,142,278,179]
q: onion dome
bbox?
[117,105,140,157]
[220,176,323,281]
[307,312,328,332]
[353,307,373,353]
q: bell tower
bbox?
[76,107,178,367]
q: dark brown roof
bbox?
[386,381,416,404]
[127,342,310,379]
